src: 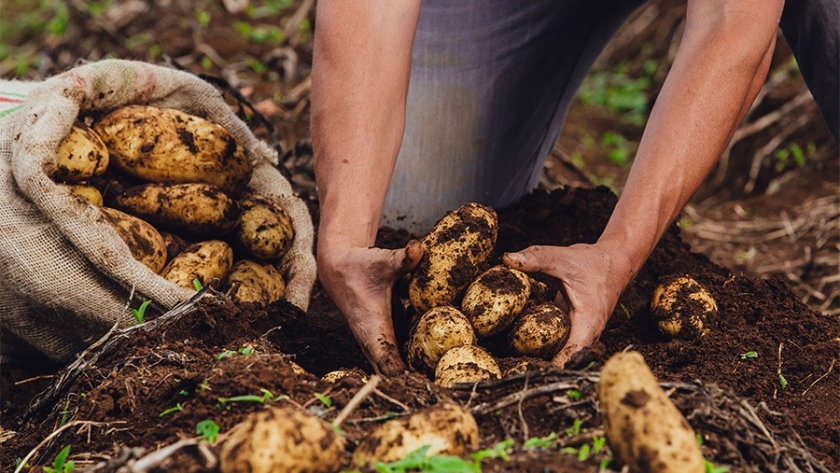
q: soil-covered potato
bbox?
[219,406,345,473]
[236,193,295,261]
[223,260,286,305]
[461,265,532,337]
[508,303,571,359]
[353,402,479,467]
[52,122,109,183]
[321,368,369,383]
[434,345,501,388]
[112,182,240,237]
[650,274,717,339]
[62,184,103,206]
[599,351,705,473]
[93,105,252,195]
[407,306,477,374]
[408,203,498,314]
[99,207,166,274]
[160,240,233,290]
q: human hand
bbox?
[317,240,424,376]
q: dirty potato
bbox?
[219,406,345,473]
[407,306,477,374]
[160,240,233,290]
[112,182,240,237]
[223,260,286,306]
[408,203,498,314]
[650,274,717,339]
[353,402,479,467]
[62,184,103,206]
[93,105,252,195]
[236,193,295,261]
[599,351,705,473]
[321,368,369,384]
[52,122,109,183]
[99,207,167,274]
[434,345,501,388]
[461,265,532,337]
[508,303,571,360]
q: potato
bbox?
[353,402,479,467]
[434,345,501,388]
[408,203,498,313]
[99,207,167,274]
[236,193,295,261]
[321,368,369,384]
[599,351,705,473]
[93,105,252,195]
[52,122,109,183]
[407,306,477,374]
[461,265,531,337]
[288,359,309,376]
[219,406,345,473]
[224,260,286,305]
[508,303,571,359]
[650,274,717,339]
[62,184,104,206]
[160,240,233,290]
[112,182,240,237]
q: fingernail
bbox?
[504,252,522,265]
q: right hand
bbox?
[317,240,424,376]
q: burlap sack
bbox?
[0,59,316,364]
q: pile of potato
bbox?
[52,105,294,306]
[405,203,571,387]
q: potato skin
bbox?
[409,203,498,313]
[434,345,501,388]
[160,240,233,290]
[407,306,477,374]
[508,303,571,359]
[53,122,110,183]
[461,265,531,337]
[223,259,286,305]
[62,184,104,206]
[236,193,295,261]
[93,105,252,195]
[599,351,705,473]
[99,207,167,274]
[112,182,240,237]
[650,275,717,339]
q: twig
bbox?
[372,388,410,412]
[332,375,381,428]
[470,381,576,416]
[517,375,530,441]
[774,342,785,399]
[129,438,197,473]
[14,421,112,473]
[801,359,836,396]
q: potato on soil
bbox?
[93,105,252,195]
[408,203,498,314]
[650,274,717,339]
[434,345,501,388]
[461,265,532,337]
[52,122,109,183]
[353,402,479,467]
[160,240,233,290]
[99,207,167,274]
[321,368,369,383]
[219,406,345,473]
[236,193,295,261]
[112,182,240,237]
[599,351,705,473]
[223,259,286,305]
[407,306,477,374]
[509,303,571,360]
[62,184,103,206]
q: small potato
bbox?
[434,345,501,388]
[220,406,345,473]
[112,182,240,237]
[52,122,109,183]
[409,203,498,313]
[224,260,286,305]
[160,240,233,290]
[353,402,479,467]
[94,105,252,195]
[650,274,717,339]
[99,207,166,274]
[461,265,532,337]
[509,303,571,360]
[236,193,295,261]
[599,351,705,473]
[321,368,369,384]
[407,306,477,374]
[62,184,103,206]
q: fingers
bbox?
[503,246,558,275]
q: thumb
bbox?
[503,246,556,274]
[384,239,424,276]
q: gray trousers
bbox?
[381,0,839,234]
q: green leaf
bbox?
[314,392,333,408]
[778,374,789,389]
[740,351,758,360]
[196,419,220,443]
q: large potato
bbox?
[508,303,571,360]
[160,240,233,290]
[219,406,345,473]
[353,402,479,467]
[408,203,498,314]
[223,259,286,305]
[461,265,531,337]
[99,207,166,274]
[407,306,477,374]
[236,193,295,261]
[599,351,705,473]
[650,274,717,339]
[434,345,501,388]
[112,182,240,237]
[52,122,109,183]
[93,105,252,195]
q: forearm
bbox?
[311,0,422,254]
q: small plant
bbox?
[43,445,74,473]
[697,434,730,473]
[216,346,254,360]
[192,278,203,291]
[196,419,220,443]
[132,299,151,324]
[313,392,333,408]
[740,351,758,360]
[217,388,287,409]
[159,402,185,417]
[523,432,558,450]
[566,390,582,401]
[374,439,513,473]
[565,417,582,436]
[778,373,789,389]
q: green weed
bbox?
[132,300,151,324]
[196,419,220,443]
[43,445,74,473]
